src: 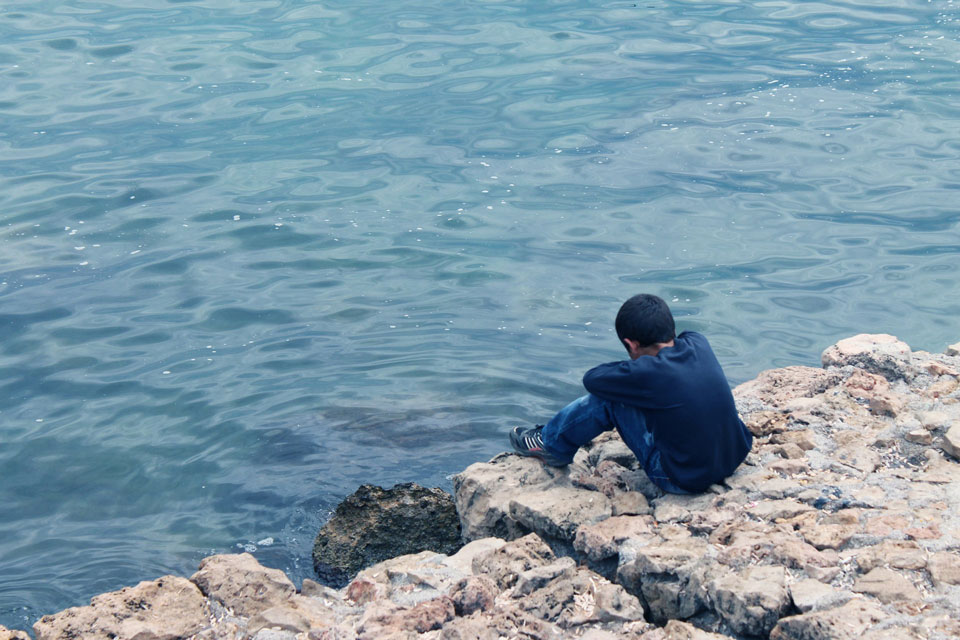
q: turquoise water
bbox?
[2,0,959,629]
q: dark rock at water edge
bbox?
[312,482,462,587]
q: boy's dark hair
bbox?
[615,294,676,347]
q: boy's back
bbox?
[583,330,753,492]
[510,294,753,494]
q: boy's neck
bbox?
[623,338,675,360]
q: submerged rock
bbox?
[312,482,462,587]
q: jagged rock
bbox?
[842,370,904,416]
[927,551,960,587]
[352,548,468,607]
[0,626,31,640]
[734,366,842,410]
[574,515,656,562]
[358,595,454,636]
[799,522,856,550]
[300,578,343,602]
[617,537,716,624]
[453,454,558,540]
[905,429,933,445]
[942,424,960,459]
[512,557,578,596]
[191,553,295,617]
[854,539,926,572]
[852,567,923,603]
[33,576,207,640]
[822,333,913,380]
[641,620,732,639]
[946,342,960,356]
[748,499,814,521]
[709,566,789,636]
[247,595,335,635]
[437,608,561,640]
[770,599,888,639]
[509,486,612,540]
[448,575,497,615]
[788,579,850,613]
[514,566,644,628]
[472,533,556,590]
[313,483,461,587]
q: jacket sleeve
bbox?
[582,360,648,405]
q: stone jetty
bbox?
[4,333,959,640]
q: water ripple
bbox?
[2,0,960,630]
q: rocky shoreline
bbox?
[4,333,959,640]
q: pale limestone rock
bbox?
[770,599,887,640]
[788,578,850,612]
[437,608,560,640]
[905,429,933,445]
[617,537,715,624]
[800,522,856,551]
[191,553,295,617]
[770,429,817,451]
[749,499,814,521]
[512,557,577,596]
[357,595,454,637]
[942,424,960,459]
[757,477,800,500]
[946,342,960,356]
[734,366,842,410]
[353,548,468,607]
[772,442,806,459]
[33,576,207,640]
[852,567,922,603]
[644,620,732,639]
[452,453,554,540]
[927,551,960,587]
[611,490,651,516]
[509,486,612,540]
[854,539,927,572]
[586,433,637,468]
[0,627,30,640]
[710,565,789,637]
[822,333,913,380]
[842,370,904,416]
[471,533,555,590]
[299,578,342,602]
[248,596,332,635]
[345,577,386,605]
[834,444,881,475]
[573,515,656,562]
[513,566,645,628]
[441,537,505,576]
[448,575,497,615]
[918,410,952,431]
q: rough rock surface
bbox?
[33,576,208,640]
[312,482,462,587]
[9,334,959,640]
[0,627,30,640]
[453,333,960,639]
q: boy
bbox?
[510,294,752,494]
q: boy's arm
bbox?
[583,360,649,405]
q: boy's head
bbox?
[615,294,675,349]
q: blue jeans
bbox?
[541,394,690,494]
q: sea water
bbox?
[1,0,958,629]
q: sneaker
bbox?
[509,425,570,467]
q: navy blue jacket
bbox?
[582,331,752,492]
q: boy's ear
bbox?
[622,338,642,359]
